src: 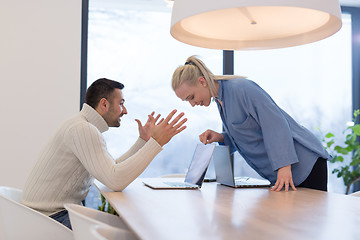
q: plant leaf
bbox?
[352,124,360,135]
[325,133,334,138]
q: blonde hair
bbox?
[171,55,244,98]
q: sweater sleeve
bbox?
[65,122,162,191]
[115,137,147,164]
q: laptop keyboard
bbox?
[164,182,197,188]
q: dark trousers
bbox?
[298,157,328,191]
[49,209,72,230]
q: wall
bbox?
[0,0,82,188]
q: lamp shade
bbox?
[170,0,342,50]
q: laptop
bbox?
[143,144,216,189]
[213,145,271,188]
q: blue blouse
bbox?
[216,79,330,185]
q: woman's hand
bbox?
[199,129,224,144]
[271,165,297,192]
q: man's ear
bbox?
[97,98,109,114]
[198,76,207,87]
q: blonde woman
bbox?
[172,56,330,192]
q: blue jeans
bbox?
[49,209,72,230]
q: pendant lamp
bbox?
[170,0,342,50]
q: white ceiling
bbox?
[90,0,170,11]
[91,0,360,10]
[340,0,360,7]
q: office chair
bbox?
[0,186,74,240]
[91,224,138,240]
[64,203,138,240]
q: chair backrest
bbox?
[0,186,74,240]
[64,203,138,240]
[0,186,22,202]
[91,225,138,240]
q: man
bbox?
[22,78,187,229]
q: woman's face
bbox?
[175,77,212,107]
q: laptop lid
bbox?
[184,143,216,186]
[213,145,270,188]
[142,144,216,189]
[213,145,236,187]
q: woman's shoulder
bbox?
[221,78,269,103]
[221,78,257,90]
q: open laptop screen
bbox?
[185,144,216,186]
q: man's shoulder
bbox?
[61,114,98,134]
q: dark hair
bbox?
[86,78,124,109]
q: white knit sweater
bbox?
[22,104,162,215]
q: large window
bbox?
[88,1,222,178]
[87,0,353,194]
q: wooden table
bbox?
[95,178,360,240]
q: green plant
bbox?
[323,109,360,194]
[98,193,118,216]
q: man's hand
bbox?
[135,112,162,141]
[271,165,297,192]
[149,109,187,147]
[199,129,224,144]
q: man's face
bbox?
[103,89,127,127]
